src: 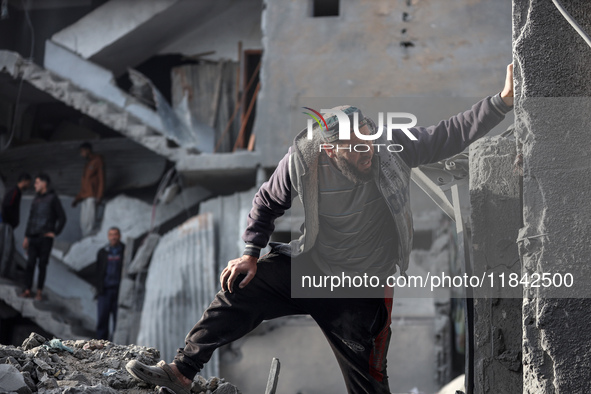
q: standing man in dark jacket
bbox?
[22,173,66,301]
[127,65,514,394]
[95,227,125,340]
[0,173,31,277]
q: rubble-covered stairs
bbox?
[0,49,181,162]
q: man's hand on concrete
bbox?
[220,255,258,293]
[501,63,514,107]
[22,237,28,250]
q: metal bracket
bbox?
[410,152,470,222]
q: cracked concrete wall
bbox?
[470,135,522,393]
[513,1,591,393]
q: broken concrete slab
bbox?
[63,185,210,272]
[0,364,31,394]
[0,282,87,340]
[51,0,182,61]
[127,233,161,274]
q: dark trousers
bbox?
[0,224,15,277]
[25,236,53,290]
[174,251,393,394]
[97,287,119,340]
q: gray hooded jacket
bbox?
[242,94,512,276]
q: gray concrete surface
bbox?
[254,0,513,167]
[469,135,522,393]
[513,0,591,392]
[52,0,181,60]
[160,0,262,61]
[0,364,29,394]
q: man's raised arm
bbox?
[396,64,514,168]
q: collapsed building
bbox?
[2,0,586,393]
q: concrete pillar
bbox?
[469,135,522,393]
[513,0,591,392]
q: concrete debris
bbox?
[23,333,49,351]
[0,364,32,394]
[0,333,240,394]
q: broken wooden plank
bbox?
[214,60,260,152]
[247,133,256,151]
[233,81,260,151]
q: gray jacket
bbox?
[242,94,512,276]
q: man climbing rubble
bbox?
[127,64,514,394]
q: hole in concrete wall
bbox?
[400,41,415,48]
[166,138,180,148]
[311,0,340,17]
[401,28,407,35]
[402,12,411,22]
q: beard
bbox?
[333,154,374,184]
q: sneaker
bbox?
[126,360,191,394]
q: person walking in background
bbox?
[95,227,125,340]
[0,173,32,277]
[22,173,66,301]
[72,142,104,237]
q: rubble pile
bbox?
[0,333,240,394]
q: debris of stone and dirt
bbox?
[0,332,241,394]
